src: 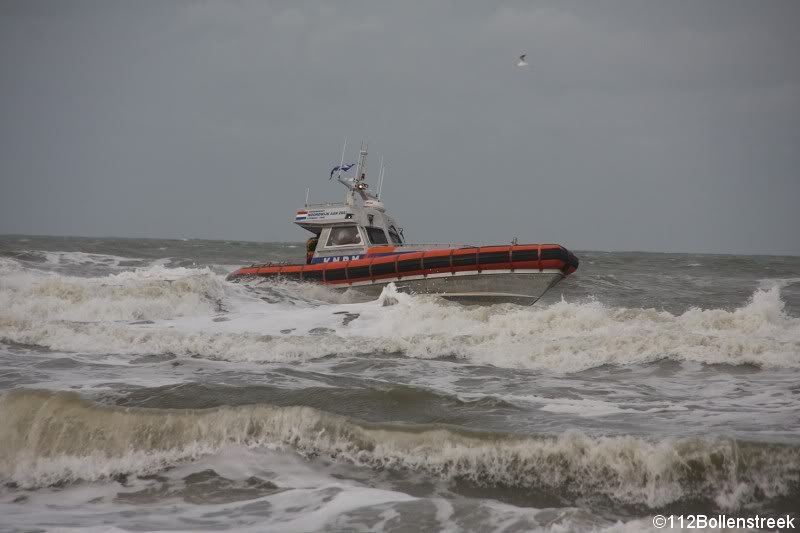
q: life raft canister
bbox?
[305,236,319,264]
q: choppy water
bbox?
[1,235,799,532]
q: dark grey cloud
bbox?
[1,0,798,254]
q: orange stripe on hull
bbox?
[227,244,579,282]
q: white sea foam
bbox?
[0,263,229,323]
[0,444,633,533]
[343,283,800,370]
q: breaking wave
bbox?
[1,257,799,371]
[0,259,229,323]
[360,282,800,370]
[2,389,798,511]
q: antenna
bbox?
[336,137,348,180]
[305,187,310,207]
[377,157,385,198]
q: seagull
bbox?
[516,54,528,67]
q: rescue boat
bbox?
[227,145,578,305]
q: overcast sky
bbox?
[1,0,798,255]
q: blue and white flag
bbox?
[330,163,355,179]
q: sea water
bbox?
[1,236,798,532]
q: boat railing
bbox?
[399,243,472,249]
[248,261,293,267]
[304,202,347,209]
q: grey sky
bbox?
[1,0,798,255]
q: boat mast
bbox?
[339,142,369,205]
[335,137,348,181]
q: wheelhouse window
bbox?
[326,226,362,247]
[365,227,389,245]
[388,226,403,244]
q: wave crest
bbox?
[0,263,228,323]
[2,390,798,510]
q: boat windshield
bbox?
[388,226,403,244]
[365,227,388,245]
[327,226,362,247]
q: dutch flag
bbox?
[295,210,308,221]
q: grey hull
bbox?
[338,270,565,305]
